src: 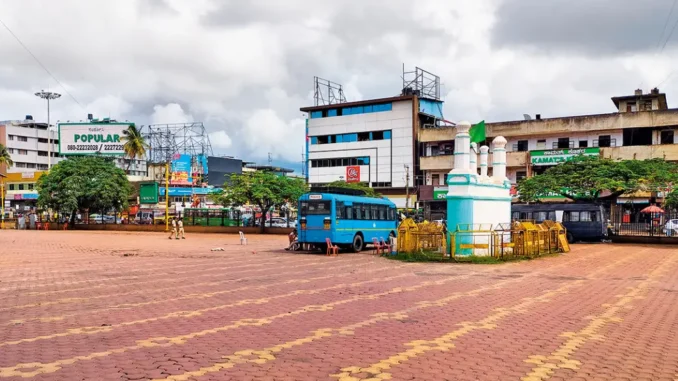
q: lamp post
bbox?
[34,90,61,170]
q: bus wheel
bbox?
[566,232,574,244]
[352,234,364,253]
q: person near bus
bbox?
[169,217,177,240]
[177,218,185,240]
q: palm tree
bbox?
[0,143,13,169]
[120,125,149,172]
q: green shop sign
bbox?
[530,147,600,166]
[139,182,159,204]
[433,188,448,200]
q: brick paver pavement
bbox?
[0,231,677,380]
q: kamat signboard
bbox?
[530,147,600,166]
[346,166,360,183]
[58,123,132,156]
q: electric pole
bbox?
[35,90,61,170]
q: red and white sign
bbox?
[346,166,360,183]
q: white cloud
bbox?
[208,130,232,149]
[151,103,193,125]
[241,109,305,163]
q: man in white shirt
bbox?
[169,217,177,240]
[177,218,185,240]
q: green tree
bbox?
[120,124,149,172]
[518,156,678,202]
[325,180,382,197]
[0,143,13,169]
[212,171,308,232]
[36,156,132,224]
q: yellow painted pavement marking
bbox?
[3,260,384,326]
[147,249,626,380]
[0,258,334,312]
[0,263,410,344]
[520,255,678,381]
[0,265,472,378]
[329,250,650,381]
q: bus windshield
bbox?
[300,200,331,215]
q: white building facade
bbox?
[302,95,421,208]
[0,119,61,172]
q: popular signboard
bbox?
[530,147,600,166]
[58,123,131,156]
[346,166,360,183]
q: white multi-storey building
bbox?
[301,92,444,209]
[0,117,61,172]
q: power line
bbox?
[0,17,84,109]
[659,6,678,54]
[656,0,678,53]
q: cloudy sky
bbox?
[1,0,677,171]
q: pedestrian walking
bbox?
[169,217,177,240]
[177,217,185,240]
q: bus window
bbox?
[302,201,331,215]
[565,211,580,222]
[512,212,519,220]
[548,211,556,221]
[378,205,386,220]
[580,211,592,222]
[354,204,362,220]
[346,206,353,220]
[371,205,379,220]
[363,204,371,220]
[536,212,547,222]
[389,208,396,221]
[336,202,345,219]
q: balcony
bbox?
[601,144,678,161]
[420,155,453,171]
[420,151,528,171]
[419,127,454,143]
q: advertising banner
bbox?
[170,154,209,186]
[530,147,600,166]
[346,166,360,183]
[58,123,131,155]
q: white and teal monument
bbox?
[446,121,513,255]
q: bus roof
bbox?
[300,192,396,206]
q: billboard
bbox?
[170,154,208,186]
[346,166,360,183]
[58,123,132,156]
[139,182,159,204]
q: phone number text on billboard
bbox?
[58,123,131,156]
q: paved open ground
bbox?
[1,231,677,381]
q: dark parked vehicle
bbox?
[512,203,607,243]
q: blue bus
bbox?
[298,190,398,252]
[512,203,607,243]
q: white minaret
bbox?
[451,121,472,174]
[479,145,489,178]
[470,142,478,175]
[492,136,508,183]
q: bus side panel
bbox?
[336,220,397,246]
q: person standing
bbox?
[177,217,185,240]
[169,217,177,240]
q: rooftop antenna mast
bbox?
[313,76,347,106]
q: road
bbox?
[0,231,676,380]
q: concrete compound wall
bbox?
[3,222,292,235]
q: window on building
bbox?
[53,139,59,144]
[372,131,384,140]
[26,163,36,169]
[537,139,546,149]
[431,174,440,185]
[316,136,329,144]
[37,164,48,170]
[627,103,637,112]
[579,140,588,148]
[371,182,391,187]
[17,136,28,142]
[15,162,26,168]
[7,148,13,153]
[661,130,674,145]
[642,100,653,111]
[516,171,527,182]
[597,135,612,147]
[28,183,34,190]
[430,145,439,156]
[37,151,47,156]
[8,135,14,140]
[516,140,528,152]
[38,138,48,143]
[557,138,571,149]
[18,184,24,190]
[17,149,27,155]
[8,184,15,191]
[357,132,370,141]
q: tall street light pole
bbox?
[34,90,61,170]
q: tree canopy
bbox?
[324,180,382,197]
[36,156,132,221]
[211,171,307,231]
[120,124,149,170]
[518,156,678,202]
